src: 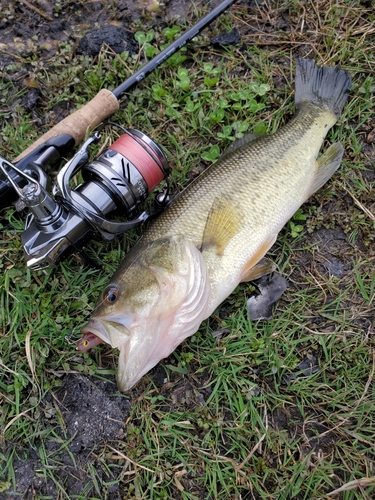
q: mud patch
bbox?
[2,374,130,498]
[56,374,130,447]
[76,26,138,57]
[271,405,336,456]
[311,227,353,278]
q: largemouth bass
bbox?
[78,59,351,392]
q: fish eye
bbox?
[104,287,119,303]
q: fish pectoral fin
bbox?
[240,235,277,282]
[240,257,276,282]
[201,196,243,256]
[305,142,344,200]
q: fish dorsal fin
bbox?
[201,196,243,256]
[305,142,344,200]
[219,132,262,161]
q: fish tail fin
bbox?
[295,59,351,118]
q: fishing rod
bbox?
[0,0,237,270]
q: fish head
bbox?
[80,236,210,391]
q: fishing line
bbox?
[102,121,171,203]
[109,134,164,191]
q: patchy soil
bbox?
[0,0,202,68]
[4,375,131,499]
[2,370,214,498]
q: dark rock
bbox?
[21,88,40,111]
[76,25,138,56]
[282,355,320,385]
[247,273,288,321]
[211,28,241,46]
[323,256,347,278]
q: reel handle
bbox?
[15,89,119,162]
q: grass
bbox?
[1,0,375,498]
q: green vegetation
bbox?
[1,0,374,498]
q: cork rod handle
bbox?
[15,89,119,162]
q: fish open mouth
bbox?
[81,319,109,341]
[79,318,131,351]
[76,331,104,351]
[77,320,109,352]
[116,315,176,392]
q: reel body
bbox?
[0,128,170,270]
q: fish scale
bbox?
[79,59,352,392]
[144,106,334,239]
[142,102,337,310]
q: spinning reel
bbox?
[0,0,236,270]
[0,126,170,270]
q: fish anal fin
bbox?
[240,236,277,282]
[201,196,243,256]
[305,142,344,200]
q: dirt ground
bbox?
[0,0,374,498]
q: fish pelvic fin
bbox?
[240,257,276,283]
[240,235,277,282]
[201,196,243,256]
[295,59,351,118]
[305,142,344,200]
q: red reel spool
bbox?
[108,129,168,192]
